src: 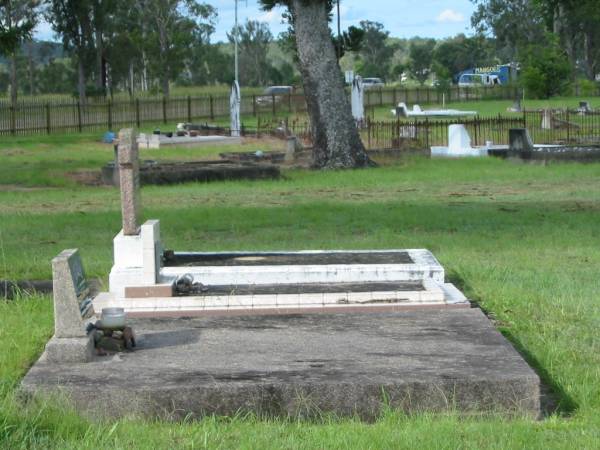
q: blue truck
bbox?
[456,64,515,87]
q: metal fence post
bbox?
[209,95,214,120]
[135,98,140,127]
[10,105,16,136]
[107,99,113,130]
[187,95,192,122]
[46,103,51,134]
[77,101,82,132]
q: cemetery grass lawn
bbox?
[2,137,600,447]
[0,131,285,187]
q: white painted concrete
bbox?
[351,76,365,122]
[109,220,161,297]
[431,124,489,158]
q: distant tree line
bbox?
[0,0,598,105]
[472,0,600,97]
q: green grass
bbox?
[0,85,266,103]
[0,131,284,187]
[1,134,600,448]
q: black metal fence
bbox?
[0,86,524,136]
[270,110,600,150]
[2,85,600,143]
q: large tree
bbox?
[47,0,94,103]
[471,0,547,61]
[228,20,272,87]
[0,0,40,105]
[408,39,435,85]
[132,0,215,97]
[433,34,495,81]
[357,20,395,79]
[260,0,372,169]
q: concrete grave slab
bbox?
[138,134,242,150]
[22,308,541,420]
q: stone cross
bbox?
[118,128,141,236]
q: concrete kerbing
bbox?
[22,308,541,420]
[45,335,95,363]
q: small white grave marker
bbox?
[351,76,364,123]
[230,81,241,138]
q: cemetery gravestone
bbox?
[45,249,95,363]
[509,128,535,158]
[230,81,241,138]
[351,76,365,123]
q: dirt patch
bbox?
[0,184,54,192]
[66,170,104,186]
[1,148,30,157]
[563,201,600,212]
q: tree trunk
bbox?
[78,56,87,104]
[27,41,35,96]
[290,0,373,169]
[129,61,135,98]
[583,31,597,81]
[554,5,576,79]
[10,53,18,107]
[161,72,170,97]
[158,23,170,97]
[96,29,104,90]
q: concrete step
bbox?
[94,279,468,316]
[159,249,445,286]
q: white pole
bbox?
[234,0,239,84]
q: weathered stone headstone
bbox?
[118,129,141,236]
[45,249,95,362]
[52,249,93,338]
[541,109,553,130]
[230,81,241,138]
[578,101,592,114]
[285,136,297,163]
[509,128,535,158]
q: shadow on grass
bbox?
[448,270,578,418]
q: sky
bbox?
[35,0,476,43]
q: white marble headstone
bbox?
[351,76,364,122]
[448,124,473,153]
[230,81,241,138]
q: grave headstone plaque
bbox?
[46,249,95,362]
[285,136,297,163]
[52,249,93,338]
[118,129,141,236]
[509,128,535,159]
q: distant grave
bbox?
[101,128,280,186]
